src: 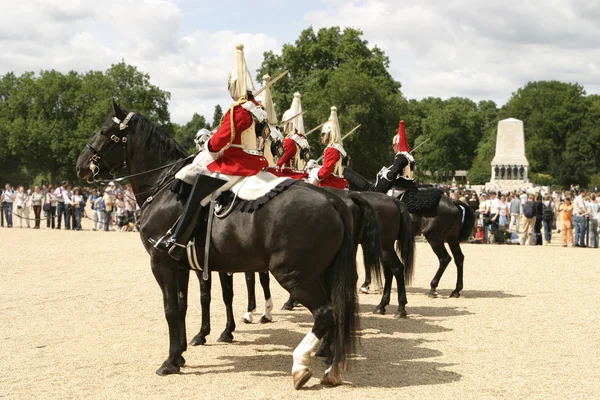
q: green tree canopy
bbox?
[0,62,171,185]
[257,26,405,176]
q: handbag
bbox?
[43,203,50,211]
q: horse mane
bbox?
[343,168,374,191]
[131,113,187,163]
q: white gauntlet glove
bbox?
[308,167,321,185]
[305,159,319,171]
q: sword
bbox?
[254,70,289,97]
[316,124,361,162]
[340,124,361,141]
[304,121,328,136]
[409,138,430,154]
[278,111,305,127]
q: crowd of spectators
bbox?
[442,184,599,248]
[1,181,139,232]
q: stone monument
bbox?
[486,118,531,191]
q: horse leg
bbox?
[448,241,465,298]
[373,260,393,314]
[151,260,186,375]
[217,272,236,342]
[360,257,372,294]
[176,267,190,365]
[382,251,408,318]
[428,240,452,298]
[281,294,295,311]
[258,272,273,323]
[242,272,257,324]
[189,270,210,346]
[286,283,335,390]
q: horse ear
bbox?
[112,99,125,120]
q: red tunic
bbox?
[207,100,268,176]
[317,146,348,189]
[267,137,308,179]
[276,138,297,168]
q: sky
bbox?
[1,0,599,124]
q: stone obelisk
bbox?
[488,118,530,189]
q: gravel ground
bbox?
[1,216,599,399]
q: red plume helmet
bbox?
[393,120,411,153]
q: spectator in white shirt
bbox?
[45,185,57,229]
[573,189,589,247]
[3,183,16,228]
[31,186,44,229]
[55,181,68,229]
[63,184,73,230]
[15,186,30,228]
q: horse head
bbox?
[76,100,133,182]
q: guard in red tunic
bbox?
[159,43,270,260]
[308,106,349,189]
[269,92,310,180]
[260,74,285,168]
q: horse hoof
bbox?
[259,315,272,324]
[293,368,312,390]
[395,309,408,319]
[450,291,461,298]
[217,333,234,343]
[242,313,253,324]
[189,335,207,346]
[359,286,369,294]
[428,290,439,298]
[281,303,294,311]
[373,307,386,315]
[320,370,342,387]
[156,361,180,376]
[176,356,186,367]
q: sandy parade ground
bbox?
[1,214,599,400]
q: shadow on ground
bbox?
[183,309,462,388]
[406,287,524,299]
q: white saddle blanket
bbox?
[230,171,291,201]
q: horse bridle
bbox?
[86,112,135,181]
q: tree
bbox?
[0,63,172,184]
[211,105,223,128]
[257,26,406,176]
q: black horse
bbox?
[76,103,359,389]
[192,191,383,346]
[343,154,475,298]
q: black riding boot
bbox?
[159,175,227,261]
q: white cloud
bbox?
[1,0,599,127]
[305,0,600,104]
[0,0,279,124]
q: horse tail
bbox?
[456,200,475,243]
[392,197,415,286]
[348,193,382,287]
[326,196,359,370]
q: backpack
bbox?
[524,201,535,218]
[542,202,554,221]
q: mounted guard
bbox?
[307,107,349,189]
[375,120,417,192]
[268,92,311,179]
[260,74,285,167]
[157,43,272,260]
